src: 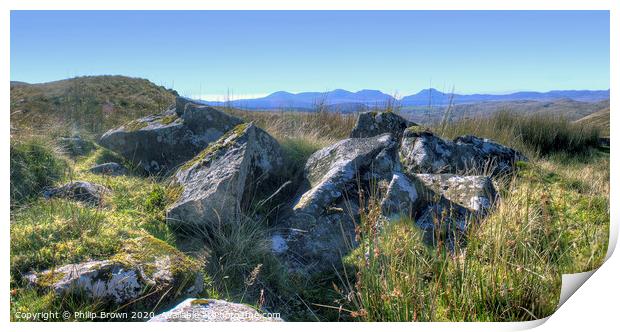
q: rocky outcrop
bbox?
[167,123,284,229]
[400,127,526,176]
[149,298,283,322]
[349,111,414,139]
[99,97,243,173]
[274,134,398,274]
[412,174,498,248]
[26,236,203,309]
[89,162,128,176]
[43,181,109,206]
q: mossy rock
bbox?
[26,235,205,313]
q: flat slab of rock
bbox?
[400,127,526,176]
[167,123,284,229]
[89,162,127,176]
[26,260,143,304]
[350,111,414,139]
[26,236,203,309]
[99,97,243,173]
[43,181,110,206]
[149,298,283,322]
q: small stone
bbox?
[89,162,127,176]
[43,181,110,206]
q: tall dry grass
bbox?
[437,111,600,157]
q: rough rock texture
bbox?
[26,260,144,304]
[89,162,128,176]
[99,97,243,173]
[26,236,203,308]
[274,134,398,274]
[294,134,396,215]
[380,172,422,220]
[414,174,497,213]
[400,127,526,176]
[149,298,283,322]
[350,111,414,139]
[167,123,284,229]
[58,136,96,157]
[412,174,498,248]
[43,181,110,206]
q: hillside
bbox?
[400,99,610,125]
[10,75,177,138]
[9,76,609,322]
[574,107,610,136]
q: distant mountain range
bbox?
[200,88,610,110]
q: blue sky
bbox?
[11,11,609,99]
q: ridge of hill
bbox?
[10,75,177,137]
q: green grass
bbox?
[11,75,176,138]
[10,138,69,205]
[438,111,601,157]
[9,83,609,322]
[9,144,196,320]
[342,148,609,322]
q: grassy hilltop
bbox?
[9,76,610,322]
[11,75,176,138]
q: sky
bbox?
[10,10,610,100]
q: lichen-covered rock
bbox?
[412,174,498,249]
[350,111,414,139]
[99,97,243,173]
[274,134,398,274]
[43,181,110,206]
[26,260,143,304]
[89,162,127,176]
[414,174,497,213]
[167,123,284,229]
[380,172,422,220]
[294,133,397,215]
[25,236,203,309]
[149,298,283,322]
[58,136,95,157]
[400,128,526,176]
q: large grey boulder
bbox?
[400,127,526,176]
[350,111,414,139]
[149,298,283,322]
[294,133,397,215]
[99,97,243,173]
[412,174,498,248]
[274,134,398,274]
[89,162,127,176]
[167,123,284,229]
[43,181,110,206]
[25,236,203,309]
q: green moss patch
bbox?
[123,119,148,131]
[179,122,250,171]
